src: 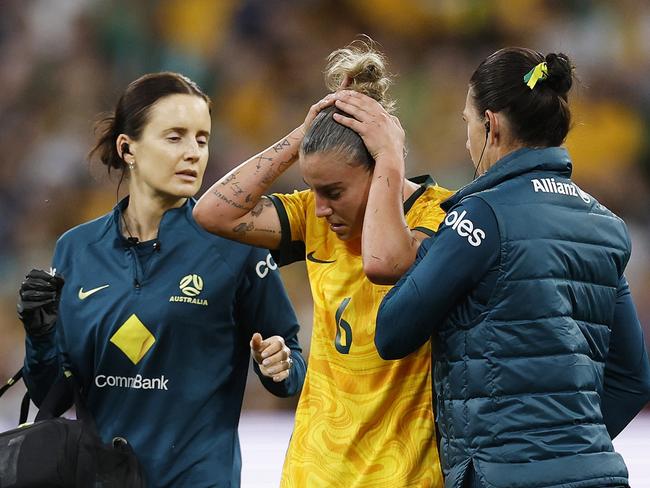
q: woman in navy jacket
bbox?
[18,72,306,487]
[375,48,650,488]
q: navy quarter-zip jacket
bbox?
[24,197,306,487]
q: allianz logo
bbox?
[169,274,208,306]
[95,374,169,390]
[531,178,591,203]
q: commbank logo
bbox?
[95,374,168,390]
[169,274,208,306]
[101,315,169,391]
[110,314,155,365]
[444,209,486,247]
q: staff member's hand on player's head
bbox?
[250,332,293,382]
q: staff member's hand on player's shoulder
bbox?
[250,332,293,382]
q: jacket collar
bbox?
[111,196,195,247]
[443,147,572,211]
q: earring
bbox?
[128,162,135,171]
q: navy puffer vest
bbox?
[437,147,631,488]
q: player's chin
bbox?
[335,229,360,242]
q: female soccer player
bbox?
[375,48,650,487]
[194,42,452,487]
[18,72,306,487]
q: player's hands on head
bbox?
[332,90,406,166]
[250,332,293,382]
[17,269,65,337]
[301,93,337,136]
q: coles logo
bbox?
[256,253,278,278]
[444,210,486,247]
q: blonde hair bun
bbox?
[324,37,395,113]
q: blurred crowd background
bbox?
[1,0,649,420]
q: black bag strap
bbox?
[19,391,31,425]
[0,369,30,425]
[0,368,24,399]
[36,370,96,430]
[2,367,98,430]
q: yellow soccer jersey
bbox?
[269,176,453,488]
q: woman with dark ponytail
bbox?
[376,48,650,487]
[18,72,306,487]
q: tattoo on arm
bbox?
[233,222,254,235]
[212,190,251,211]
[277,157,294,171]
[261,168,279,186]
[232,221,277,236]
[255,155,273,172]
[231,182,244,196]
[272,139,291,153]
[251,198,274,217]
[221,173,237,186]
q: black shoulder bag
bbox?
[0,369,145,487]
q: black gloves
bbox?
[17,269,65,337]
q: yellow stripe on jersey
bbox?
[273,176,453,488]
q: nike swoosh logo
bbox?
[78,285,110,300]
[306,251,336,264]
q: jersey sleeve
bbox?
[235,246,306,397]
[410,185,455,237]
[268,190,310,266]
[601,275,650,438]
[375,196,499,359]
[23,240,71,406]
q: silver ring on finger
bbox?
[286,356,293,369]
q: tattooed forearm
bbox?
[233,222,254,235]
[272,139,291,153]
[261,168,280,186]
[231,181,245,196]
[220,173,237,186]
[232,221,277,236]
[255,154,273,171]
[251,197,274,217]
[212,190,252,210]
[277,157,294,171]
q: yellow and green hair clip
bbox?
[523,62,548,89]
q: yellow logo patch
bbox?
[110,314,155,365]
